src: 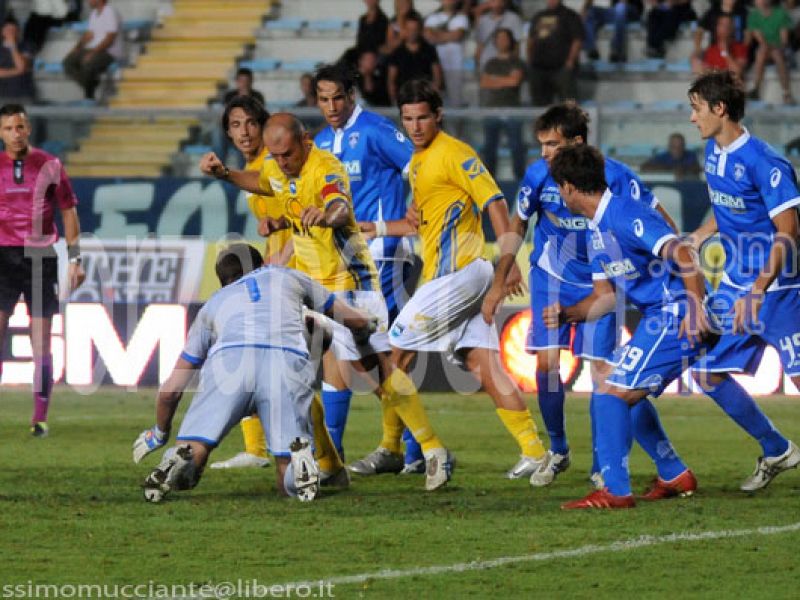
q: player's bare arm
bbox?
[545,277,616,327]
[733,208,799,334]
[325,298,378,344]
[300,198,349,230]
[61,206,86,292]
[482,213,527,324]
[661,238,712,346]
[132,357,198,463]
[655,203,679,233]
[199,151,265,194]
[687,215,718,250]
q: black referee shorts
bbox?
[0,246,60,318]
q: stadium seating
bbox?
[62,0,276,178]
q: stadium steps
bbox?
[65,1,274,177]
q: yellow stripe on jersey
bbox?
[245,147,294,267]
[257,144,377,291]
[409,131,504,282]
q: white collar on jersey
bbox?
[332,104,364,155]
[713,126,750,155]
[589,188,614,229]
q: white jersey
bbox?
[180,266,334,365]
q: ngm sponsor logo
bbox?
[343,160,362,180]
[709,189,745,211]
[601,258,638,279]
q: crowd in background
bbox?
[335,0,800,108]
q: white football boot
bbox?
[740,441,800,492]
[290,437,320,502]
[529,450,571,487]
[424,447,456,491]
[209,452,270,469]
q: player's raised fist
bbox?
[199,152,224,177]
[542,303,562,329]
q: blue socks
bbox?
[632,399,687,481]
[705,375,789,458]
[321,385,353,458]
[589,393,600,475]
[536,371,568,455]
[592,392,633,496]
[402,428,423,465]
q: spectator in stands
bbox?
[475,0,524,72]
[583,0,643,63]
[387,12,443,103]
[424,0,470,106]
[691,14,748,76]
[62,0,123,100]
[384,0,422,55]
[223,67,265,107]
[0,16,34,103]
[341,0,390,68]
[641,132,702,179]
[295,72,317,107]
[526,0,583,107]
[480,27,527,180]
[746,0,795,104]
[359,0,390,53]
[356,49,391,106]
[693,0,749,61]
[214,67,266,167]
[645,0,697,59]
[23,0,69,53]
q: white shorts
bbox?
[389,258,499,360]
[329,289,391,361]
[176,347,314,457]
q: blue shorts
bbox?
[691,283,800,377]
[376,258,417,323]
[606,305,716,396]
[527,266,618,361]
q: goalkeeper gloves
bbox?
[133,425,167,464]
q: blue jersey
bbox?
[703,129,800,291]
[590,189,682,312]
[517,156,657,285]
[315,105,413,260]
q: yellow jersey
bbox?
[245,147,294,267]
[409,131,504,282]
[258,143,378,292]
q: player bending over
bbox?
[132,244,375,503]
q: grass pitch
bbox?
[1,387,799,598]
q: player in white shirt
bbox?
[132,244,375,503]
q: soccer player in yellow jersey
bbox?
[203,98,343,481]
[359,80,549,477]
[200,113,455,491]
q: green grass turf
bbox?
[1,387,799,598]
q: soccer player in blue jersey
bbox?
[312,63,425,474]
[687,70,799,491]
[485,103,694,499]
[543,144,717,509]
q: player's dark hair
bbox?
[688,70,745,123]
[534,101,589,142]
[235,67,254,80]
[215,244,263,286]
[222,94,270,132]
[549,145,607,194]
[312,62,357,97]
[397,79,443,113]
[0,103,26,118]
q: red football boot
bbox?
[561,488,636,510]
[640,469,697,501]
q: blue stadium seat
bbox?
[646,100,685,111]
[240,58,281,72]
[614,143,656,158]
[281,59,321,72]
[606,99,641,110]
[122,19,153,33]
[623,59,664,73]
[183,144,213,155]
[264,18,306,33]
[70,21,88,33]
[306,19,352,32]
[462,57,475,72]
[590,60,618,73]
[41,140,66,158]
[664,60,692,73]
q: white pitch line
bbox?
[280,521,800,588]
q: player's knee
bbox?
[535,351,560,374]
